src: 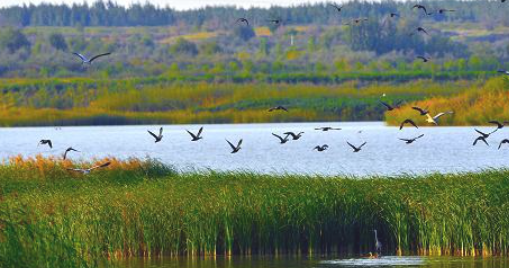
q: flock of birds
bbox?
[40,2,509,176]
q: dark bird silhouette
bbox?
[498,70,509,75]
[330,3,343,13]
[269,18,282,25]
[148,127,163,143]
[426,112,454,125]
[437,9,455,14]
[186,127,204,141]
[345,18,368,25]
[226,139,243,154]
[390,13,400,18]
[417,56,429,62]
[502,0,507,3]
[63,147,79,160]
[315,127,342,131]
[400,119,419,130]
[410,27,429,36]
[268,106,289,112]
[313,145,329,152]
[66,162,111,174]
[72,52,111,64]
[475,128,497,139]
[236,17,250,26]
[38,139,52,149]
[489,121,509,129]
[347,141,367,152]
[272,133,290,144]
[412,4,429,15]
[499,139,509,149]
[380,100,402,111]
[284,132,304,140]
[412,106,429,116]
[473,136,489,147]
[400,134,425,144]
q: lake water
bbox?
[2,122,509,176]
[116,256,509,268]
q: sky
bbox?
[0,0,353,10]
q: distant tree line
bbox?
[0,0,508,27]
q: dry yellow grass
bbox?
[159,31,220,44]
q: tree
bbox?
[232,25,255,41]
[49,32,68,51]
[170,38,198,56]
[0,27,30,52]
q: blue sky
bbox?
[0,0,355,9]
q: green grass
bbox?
[1,159,509,268]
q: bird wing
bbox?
[346,142,356,150]
[89,52,111,63]
[433,112,453,120]
[359,142,367,149]
[237,139,243,148]
[147,130,158,140]
[412,106,425,114]
[283,132,297,139]
[415,134,425,140]
[186,130,197,139]
[272,133,284,142]
[72,52,86,61]
[197,127,203,136]
[226,139,236,150]
[489,121,503,129]
[48,140,53,148]
[420,28,429,35]
[475,129,488,136]
[158,127,163,136]
[399,138,412,142]
[280,106,289,112]
[380,101,392,110]
[90,162,111,170]
[66,168,84,172]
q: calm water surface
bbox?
[3,122,509,176]
[116,256,509,268]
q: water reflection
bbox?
[116,256,509,268]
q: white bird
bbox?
[72,52,111,64]
[66,162,111,174]
[426,112,454,125]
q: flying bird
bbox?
[380,100,402,111]
[489,121,509,129]
[412,4,429,15]
[186,127,204,141]
[498,70,509,75]
[417,56,429,62]
[475,128,497,139]
[473,136,489,147]
[313,145,329,152]
[269,18,282,25]
[38,139,52,149]
[345,18,368,25]
[236,17,250,26]
[390,13,400,18]
[66,162,111,175]
[399,134,425,144]
[315,127,342,131]
[425,112,454,125]
[437,9,455,14]
[347,141,367,153]
[330,3,343,13]
[148,127,163,143]
[272,133,290,144]
[410,27,429,36]
[72,52,111,64]
[284,132,304,140]
[412,106,429,116]
[63,147,79,160]
[499,139,509,149]
[268,106,289,112]
[400,119,419,130]
[226,139,243,154]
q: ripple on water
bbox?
[320,256,426,267]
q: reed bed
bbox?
[1,157,509,268]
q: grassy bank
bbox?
[1,157,509,267]
[0,77,475,126]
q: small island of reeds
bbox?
[1,156,509,268]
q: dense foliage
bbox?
[2,157,509,267]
